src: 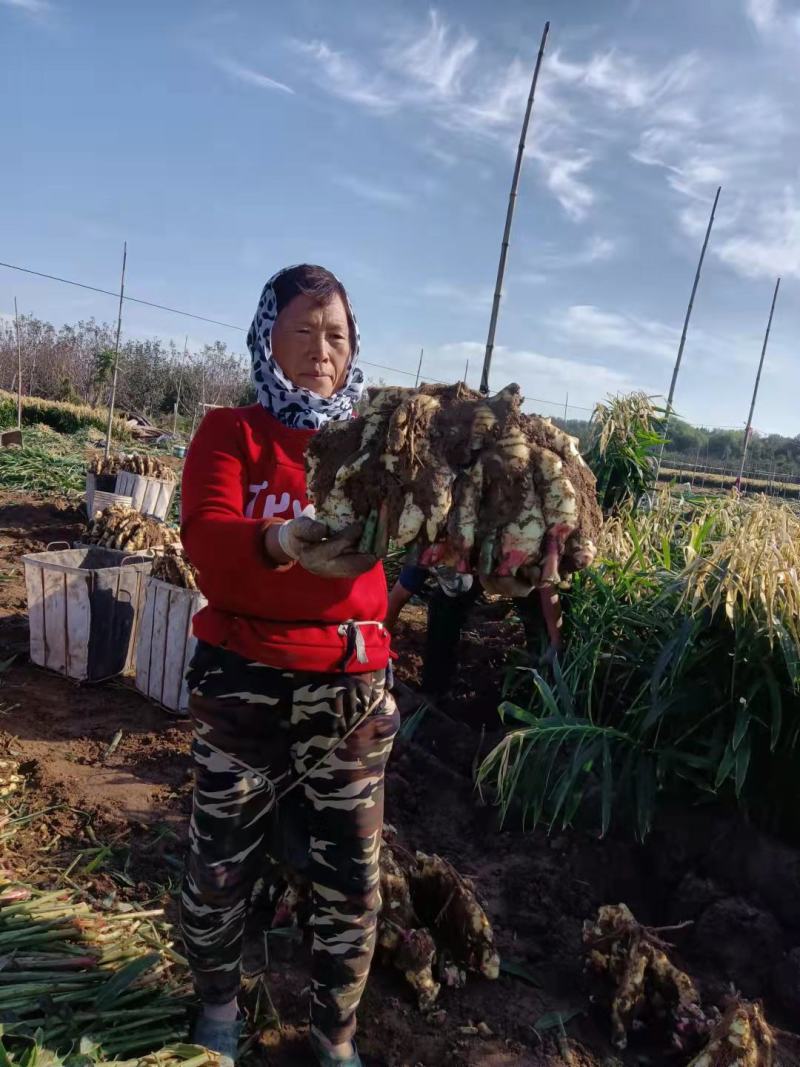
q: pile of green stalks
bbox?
[0,1037,216,1067]
[0,884,205,1062]
[0,441,84,494]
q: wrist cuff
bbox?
[261,518,296,572]
[277,519,301,561]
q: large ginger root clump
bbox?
[88,453,176,481]
[267,829,499,1012]
[306,383,602,585]
[0,759,22,800]
[583,903,711,1052]
[584,903,790,1065]
[378,833,500,1010]
[151,544,200,590]
[687,999,775,1066]
[85,504,181,552]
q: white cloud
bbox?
[289,40,395,112]
[489,346,639,412]
[413,340,637,412]
[287,12,705,226]
[743,0,800,39]
[573,235,617,263]
[289,16,602,220]
[0,0,51,16]
[547,49,696,112]
[517,236,617,280]
[419,138,460,167]
[453,57,537,132]
[629,49,799,282]
[384,9,477,98]
[556,305,679,362]
[292,12,479,116]
[534,148,596,221]
[716,190,800,279]
[745,0,781,30]
[441,340,485,354]
[333,174,410,209]
[420,281,493,311]
[287,4,797,261]
[214,57,294,95]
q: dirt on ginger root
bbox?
[583,903,712,1053]
[686,999,776,1067]
[267,826,499,1013]
[306,382,603,580]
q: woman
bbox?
[180,264,397,1067]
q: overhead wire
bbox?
[0,257,593,412]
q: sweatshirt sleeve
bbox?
[180,409,273,590]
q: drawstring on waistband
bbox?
[337,620,385,670]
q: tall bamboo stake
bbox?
[464,359,469,385]
[414,347,424,388]
[173,334,187,437]
[655,186,721,481]
[737,276,781,488]
[104,243,127,458]
[13,297,22,430]
[480,21,550,395]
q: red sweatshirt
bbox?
[181,404,390,674]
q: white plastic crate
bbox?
[22,546,152,682]
[91,490,133,516]
[115,471,175,521]
[135,576,206,713]
[85,472,119,518]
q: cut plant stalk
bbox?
[359,508,378,554]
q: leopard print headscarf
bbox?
[247,265,364,430]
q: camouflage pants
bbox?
[181,641,399,1045]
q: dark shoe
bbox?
[309,1031,363,1066]
[191,1014,243,1067]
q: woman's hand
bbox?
[265,518,377,578]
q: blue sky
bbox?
[1,0,799,432]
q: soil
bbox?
[2,488,800,1067]
[309,384,602,574]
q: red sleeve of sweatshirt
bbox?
[180,404,390,674]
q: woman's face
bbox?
[270,292,352,398]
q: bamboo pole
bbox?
[737,277,781,489]
[654,186,721,482]
[414,347,424,387]
[104,243,128,458]
[480,21,550,395]
[13,297,22,430]
[173,334,187,437]
[464,358,469,385]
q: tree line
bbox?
[0,313,253,426]
[559,417,800,479]
[3,312,798,474]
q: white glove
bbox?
[276,505,319,560]
[271,509,377,579]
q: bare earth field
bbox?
[3,489,800,1066]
